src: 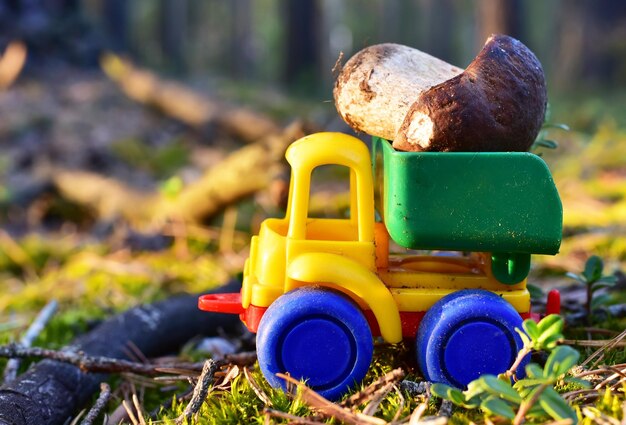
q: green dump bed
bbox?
[372,137,563,255]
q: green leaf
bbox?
[535,139,559,149]
[536,315,564,349]
[516,328,531,347]
[565,272,584,284]
[591,280,616,292]
[597,276,617,284]
[481,396,516,419]
[430,383,454,400]
[482,375,522,403]
[524,364,545,379]
[544,346,580,378]
[514,379,545,398]
[538,387,578,422]
[591,293,612,309]
[464,379,489,401]
[447,388,467,406]
[522,319,540,341]
[432,383,469,406]
[583,256,604,283]
[542,123,571,131]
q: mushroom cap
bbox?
[393,34,547,152]
[334,43,462,141]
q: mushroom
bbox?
[334,35,547,152]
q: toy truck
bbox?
[198,132,563,400]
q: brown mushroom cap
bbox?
[393,34,547,152]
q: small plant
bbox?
[566,255,617,322]
[530,104,570,152]
[432,315,588,424]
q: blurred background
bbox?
[0,2,625,420]
[2,0,626,109]
[0,0,625,312]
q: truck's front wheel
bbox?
[257,287,373,400]
[416,289,527,388]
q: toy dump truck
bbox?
[199,132,563,400]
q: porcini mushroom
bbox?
[334,35,547,152]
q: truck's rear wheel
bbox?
[416,289,526,388]
[257,287,373,400]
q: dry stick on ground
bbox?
[0,41,27,90]
[562,339,626,348]
[263,408,327,425]
[406,403,428,425]
[2,300,58,384]
[0,280,242,425]
[580,328,626,370]
[100,53,279,142]
[277,373,388,425]
[0,344,257,377]
[175,359,219,425]
[50,121,306,224]
[341,368,405,408]
[0,343,204,376]
[243,367,273,406]
[79,383,111,425]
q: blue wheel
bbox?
[416,289,527,388]
[257,287,373,400]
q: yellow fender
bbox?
[286,252,402,344]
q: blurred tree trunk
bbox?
[103,0,129,53]
[418,0,456,64]
[554,0,626,90]
[476,0,524,45]
[580,2,626,86]
[282,0,321,93]
[229,0,253,79]
[159,0,187,73]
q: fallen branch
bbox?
[100,53,279,142]
[155,121,305,222]
[277,373,388,425]
[0,280,243,425]
[2,300,58,384]
[341,368,405,408]
[0,344,202,376]
[79,383,111,425]
[175,359,218,425]
[0,41,27,90]
[51,122,306,224]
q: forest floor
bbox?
[0,65,625,424]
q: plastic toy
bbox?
[198,132,563,400]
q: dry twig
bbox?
[580,329,626,369]
[0,343,257,377]
[0,41,27,89]
[80,383,111,425]
[100,53,279,141]
[244,367,273,406]
[51,121,306,224]
[0,343,202,375]
[263,408,326,425]
[2,300,58,383]
[176,359,218,425]
[277,373,388,425]
[342,368,405,408]
[407,403,427,425]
